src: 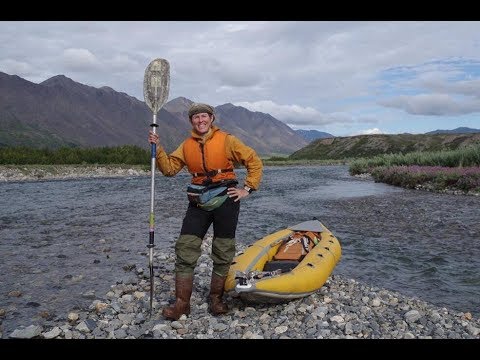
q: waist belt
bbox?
[191,168,234,177]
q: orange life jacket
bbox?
[183,130,237,185]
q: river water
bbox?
[1,165,479,336]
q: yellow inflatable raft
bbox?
[225,219,341,303]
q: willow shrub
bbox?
[349,144,480,175]
[371,165,480,192]
[0,145,150,165]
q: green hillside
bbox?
[289,133,480,160]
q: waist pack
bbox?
[187,184,227,203]
[187,183,230,211]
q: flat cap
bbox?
[188,103,215,119]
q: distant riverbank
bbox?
[1,164,478,197]
[0,164,149,182]
[0,163,338,183]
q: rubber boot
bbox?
[162,274,193,320]
[208,273,228,316]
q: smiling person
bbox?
[148,102,263,320]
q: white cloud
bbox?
[110,54,139,72]
[350,128,383,136]
[0,59,35,77]
[379,93,480,116]
[62,48,101,72]
[234,100,354,127]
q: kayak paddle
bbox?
[143,58,170,316]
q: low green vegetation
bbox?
[2,142,479,193]
[349,145,480,174]
[0,145,150,165]
[349,145,480,193]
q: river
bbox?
[0,165,479,336]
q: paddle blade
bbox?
[144,58,170,115]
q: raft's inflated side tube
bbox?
[225,228,291,292]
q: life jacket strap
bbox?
[191,168,234,177]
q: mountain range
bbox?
[425,127,480,135]
[0,72,309,156]
[1,71,479,158]
[294,129,334,141]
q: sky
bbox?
[1,21,480,137]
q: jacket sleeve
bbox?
[226,135,263,190]
[155,142,186,176]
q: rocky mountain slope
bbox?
[0,72,308,156]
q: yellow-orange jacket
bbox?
[155,125,263,190]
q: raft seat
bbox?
[263,260,299,273]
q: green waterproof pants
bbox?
[175,234,236,277]
[175,197,240,277]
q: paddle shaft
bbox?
[148,113,158,313]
